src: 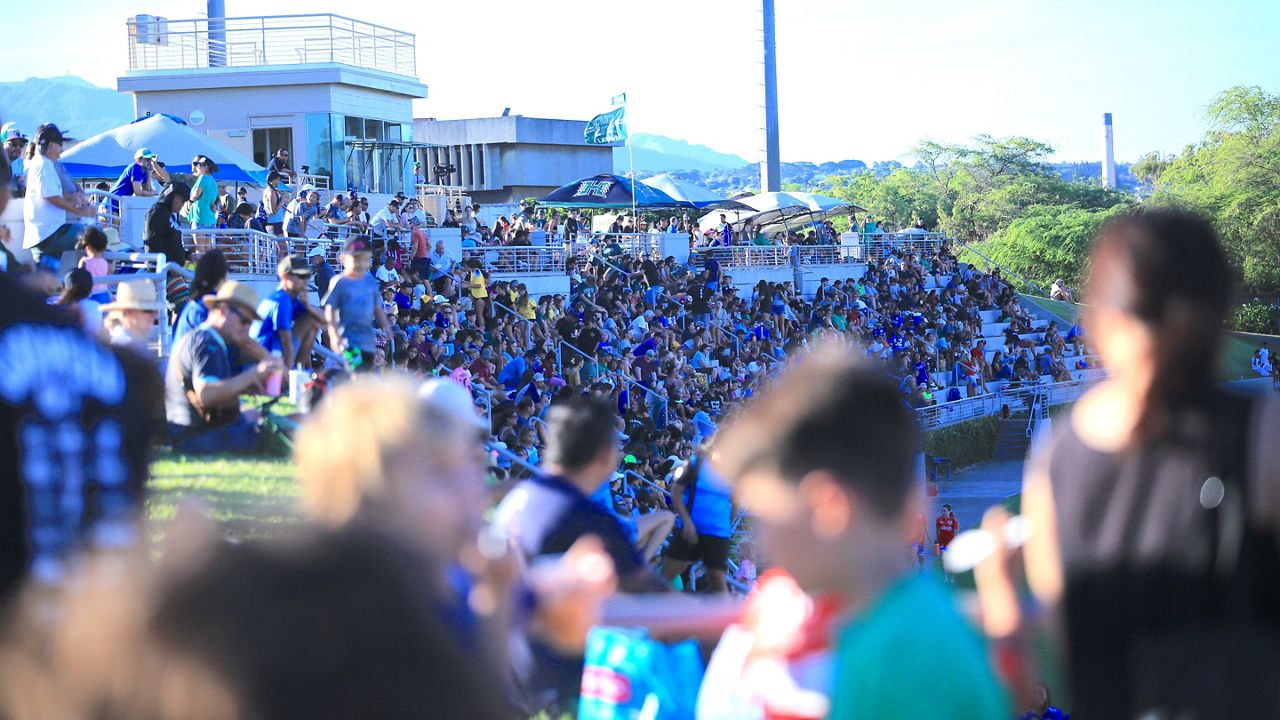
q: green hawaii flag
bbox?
[584,106,627,145]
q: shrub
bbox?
[923,415,1000,470]
[1229,301,1277,334]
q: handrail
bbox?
[492,300,533,327]
[958,244,1047,296]
[487,441,541,478]
[555,338,599,380]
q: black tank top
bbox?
[1048,389,1280,718]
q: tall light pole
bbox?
[761,0,781,192]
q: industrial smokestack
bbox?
[1102,112,1116,189]
[760,0,781,193]
[207,0,226,68]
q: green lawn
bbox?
[148,452,299,542]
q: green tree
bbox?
[962,204,1128,291]
[1142,86,1280,294]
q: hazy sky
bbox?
[3,0,1278,164]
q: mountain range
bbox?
[3,76,1138,195]
[0,76,135,140]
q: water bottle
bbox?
[288,366,308,405]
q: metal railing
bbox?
[295,173,331,191]
[914,376,1101,430]
[95,252,192,357]
[127,13,416,77]
[462,245,566,274]
[84,190,122,231]
[181,227,287,274]
[691,245,791,268]
[569,232,667,259]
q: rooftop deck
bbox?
[126,13,416,78]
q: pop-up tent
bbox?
[697,191,864,230]
[639,173,748,210]
[61,114,267,185]
[540,173,683,209]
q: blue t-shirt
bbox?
[680,458,733,538]
[172,299,209,346]
[109,162,149,197]
[322,274,379,353]
[164,325,233,431]
[251,289,296,355]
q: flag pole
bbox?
[624,96,636,231]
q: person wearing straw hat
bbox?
[102,279,161,349]
[164,280,284,454]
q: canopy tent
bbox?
[61,114,267,185]
[639,173,749,210]
[696,191,865,232]
[539,173,683,209]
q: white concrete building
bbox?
[412,116,616,205]
[117,13,428,194]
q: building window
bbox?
[341,116,409,194]
[252,128,293,168]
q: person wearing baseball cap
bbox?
[308,245,336,297]
[323,234,390,372]
[23,124,95,268]
[2,122,26,197]
[252,255,316,370]
[109,147,168,199]
[164,280,283,454]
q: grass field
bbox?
[148,453,299,542]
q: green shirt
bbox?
[187,174,218,227]
[830,573,1009,720]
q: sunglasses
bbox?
[226,305,251,324]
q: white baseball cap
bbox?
[418,378,487,430]
[306,246,325,258]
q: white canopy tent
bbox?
[639,173,749,210]
[696,191,863,232]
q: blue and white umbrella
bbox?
[539,173,682,209]
[639,173,748,210]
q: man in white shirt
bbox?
[374,253,401,286]
[24,125,94,268]
[426,240,456,295]
[371,200,405,239]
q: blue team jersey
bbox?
[251,289,296,355]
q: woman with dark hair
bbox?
[54,267,102,336]
[977,208,1280,717]
[171,249,228,344]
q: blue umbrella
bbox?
[539,173,682,209]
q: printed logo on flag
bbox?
[581,666,632,703]
[574,180,615,198]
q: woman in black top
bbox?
[143,181,190,265]
[978,208,1280,717]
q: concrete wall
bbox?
[413,116,614,200]
[122,65,423,179]
[492,272,569,299]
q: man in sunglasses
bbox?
[164,280,284,454]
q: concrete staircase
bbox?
[992,417,1032,462]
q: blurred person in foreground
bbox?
[975,208,1280,717]
[0,269,164,611]
[491,396,666,712]
[0,522,504,720]
[711,344,1009,719]
[295,375,616,712]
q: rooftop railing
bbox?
[126,13,416,77]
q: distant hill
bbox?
[0,76,134,140]
[1053,160,1138,191]
[614,133,751,173]
[636,157,873,196]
